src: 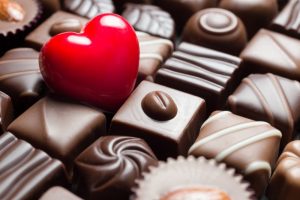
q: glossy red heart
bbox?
[40,13,139,112]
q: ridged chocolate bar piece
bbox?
[189,111,282,197]
[155,42,241,113]
[0,132,66,200]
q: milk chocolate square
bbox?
[110,81,206,159]
[189,111,282,197]
[8,96,106,169]
[0,132,66,200]
[271,0,300,39]
[228,73,300,148]
[25,11,88,50]
[155,42,241,113]
[137,31,173,84]
[240,29,300,81]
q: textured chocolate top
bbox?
[267,140,300,200]
[74,136,158,200]
[63,0,114,19]
[0,132,66,200]
[240,29,300,81]
[228,73,300,148]
[123,3,175,40]
[182,8,247,55]
[8,96,106,169]
[0,48,46,113]
[155,42,240,113]
[271,0,300,38]
[136,31,173,83]
[189,111,281,197]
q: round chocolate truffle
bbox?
[134,156,253,200]
[155,0,218,31]
[182,8,247,55]
[219,0,278,38]
[74,136,158,200]
[0,0,41,54]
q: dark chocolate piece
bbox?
[0,48,46,114]
[155,42,241,113]
[182,8,247,55]
[134,157,253,200]
[267,140,300,200]
[0,91,13,133]
[110,81,206,159]
[240,29,300,81]
[40,187,82,200]
[188,111,282,197]
[154,0,218,31]
[219,0,278,37]
[136,31,173,83]
[228,73,300,148]
[7,96,106,170]
[122,3,175,40]
[271,0,300,39]
[25,11,88,50]
[63,0,115,19]
[0,132,66,200]
[74,135,158,200]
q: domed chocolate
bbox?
[219,0,278,38]
[182,8,247,55]
[74,136,158,200]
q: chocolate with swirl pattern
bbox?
[74,136,158,200]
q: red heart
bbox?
[40,14,139,112]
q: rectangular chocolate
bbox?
[155,42,241,113]
[0,132,66,200]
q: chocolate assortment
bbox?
[1,0,300,199]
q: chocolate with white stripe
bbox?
[189,111,282,197]
[228,73,300,148]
